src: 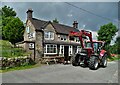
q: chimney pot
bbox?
[26,8,33,20]
[73,21,78,29]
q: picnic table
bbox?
[42,56,64,65]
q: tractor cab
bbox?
[86,40,105,54]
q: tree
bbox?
[116,36,120,54]
[2,5,24,44]
[97,23,118,55]
[52,18,59,23]
[2,5,16,18]
[3,17,24,44]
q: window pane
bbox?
[45,45,57,54]
[44,32,54,40]
[45,32,49,38]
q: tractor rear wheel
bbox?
[72,54,80,66]
[101,54,107,67]
[89,56,99,70]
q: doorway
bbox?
[64,46,69,61]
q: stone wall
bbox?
[35,31,43,61]
[0,56,35,70]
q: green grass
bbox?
[0,40,29,58]
[0,64,41,73]
[108,55,120,61]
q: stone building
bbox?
[23,9,81,62]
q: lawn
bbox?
[0,40,29,58]
[0,63,42,73]
[108,54,120,61]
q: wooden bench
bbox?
[42,56,64,65]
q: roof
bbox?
[31,18,79,35]
[31,18,48,30]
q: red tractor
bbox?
[69,30,108,70]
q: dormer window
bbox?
[28,32,35,39]
[75,37,80,42]
[60,35,67,41]
[44,32,54,40]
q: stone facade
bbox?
[23,9,81,62]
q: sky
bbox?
[1,1,119,43]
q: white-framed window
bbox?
[44,32,54,40]
[44,44,57,54]
[29,43,34,49]
[60,35,67,41]
[69,46,73,56]
[75,37,80,42]
[28,32,35,39]
[26,26,30,33]
[76,46,81,53]
[59,45,64,54]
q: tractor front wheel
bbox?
[101,54,107,67]
[89,56,99,70]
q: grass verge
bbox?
[0,64,41,73]
[108,55,120,61]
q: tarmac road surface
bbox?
[1,60,119,83]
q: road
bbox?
[2,61,119,83]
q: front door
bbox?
[64,46,69,61]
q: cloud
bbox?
[110,32,119,45]
[2,2,118,32]
[67,14,73,17]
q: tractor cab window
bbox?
[86,42,98,52]
[93,43,98,52]
[86,42,91,48]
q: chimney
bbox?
[26,8,33,20]
[73,21,78,29]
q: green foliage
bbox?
[109,44,118,54]
[108,55,120,61]
[2,17,24,44]
[0,40,27,57]
[1,62,38,73]
[97,23,118,51]
[53,18,59,23]
[116,36,120,54]
[2,5,16,18]
[2,5,24,44]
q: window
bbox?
[44,44,57,54]
[28,32,35,39]
[74,37,80,42]
[29,43,34,49]
[59,45,64,54]
[76,46,81,53]
[26,26,30,33]
[69,46,73,56]
[59,45,64,57]
[60,35,67,41]
[44,32,54,40]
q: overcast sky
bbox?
[1,2,119,42]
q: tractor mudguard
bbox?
[100,50,106,57]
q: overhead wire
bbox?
[64,2,119,23]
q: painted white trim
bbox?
[44,44,57,54]
[44,32,54,40]
[59,45,64,55]
[69,45,73,56]
[29,43,34,49]
[76,46,81,53]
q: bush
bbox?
[0,56,36,70]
